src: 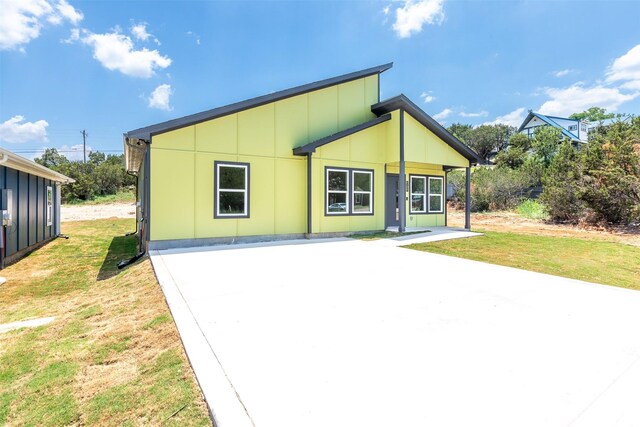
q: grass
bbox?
[408,230,640,290]
[0,218,211,426]
[64,190,135,206]
[516,199,549,220]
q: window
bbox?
[352,171,372,214]
[410,176,426,213]
[581,124,587,132]
[409,175,444,214]
[326,167,374,215]
[428,177,444,213]
[46,186,53,226]
[568,125,578,131]
[215,162,249,217]
[327,169,348,214]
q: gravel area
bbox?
[61,202,136,222]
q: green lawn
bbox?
[407,230,640,290]
[0,219,211,426]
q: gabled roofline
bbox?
[126,63,393,141]
[371,95,481,164]
[293,114,392,156]
[0,147,74,184]
[518,111,579,140]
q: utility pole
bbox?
[81,130,88,163]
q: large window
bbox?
[215,162,249,218]
[326,167,374,215]
[46,186,53,226]
[409,175,444,214]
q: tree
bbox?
[569,107,617,122]
[447,123,474,144]
[88,151,106,165]
[35,148,69,169]
[540,141,585,222]
[508,133,531,152]
[531,126,564,167]
[494,147,527,169]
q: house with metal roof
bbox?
[518,111,589,143]
[124,63,480,251]
[0,147,74,268]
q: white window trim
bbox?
[216,163,249,217]
[326,168,349,215]
[46,186,53,226]
[427,176,444,213]
[351,170,373,214]
[409,175,427,214]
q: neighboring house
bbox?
[0,147,74,268]
[124,63,480,251]
[587,115,633,132]
[518,111,589,144]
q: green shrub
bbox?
[471,166,534,211]
[516,199,549,220]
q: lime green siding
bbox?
[403,112,469,168]
[148,76,473,241]
[149,75,379,241]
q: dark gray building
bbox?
[0,148,74,268]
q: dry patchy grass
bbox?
[0,219,211,426]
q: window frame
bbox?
[409,175,427,214]
[408,174,445,215]
[214,161,250,219]
[427,176,444,213]
[351,170,373,215]
[324,167,374,216]
[46,185,53,226]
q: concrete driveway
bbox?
[150,236,640,427]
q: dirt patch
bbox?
[448,210,640,247]
[61,203,136,222]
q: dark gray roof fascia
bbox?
[371,95,481,164]
[126,63,393,141]
[293,114,392,156]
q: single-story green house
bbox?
[124,63,479,251]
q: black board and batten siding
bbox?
[0,164,58,262]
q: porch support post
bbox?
[399,108,406,233]
[465,166,471,230]
[307,153,312,236]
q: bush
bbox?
[516,199,549,220]
[471,166,534,211]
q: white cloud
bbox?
[606,44,640,84]
[131,23,150,41]
[147,84,173,110]
[482,107,526,127]
[392,0,445,39]
[72,28,171,78]
[0,115,49,143]
[432,108,452,121]
[55,0,82,24]
[186,31,200,45]
[553,69,573,77]
[420,91,436,103]
[383,5,390,15]
[0,0,82,51]
[538,83,637,117]
[59,143,92,161]
[460,110,488,118]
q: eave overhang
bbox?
[372,95,481,164]
[126,63,393,141]
[293,114,392,156]
[0,147,75,184]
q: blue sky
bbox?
[1,0,639,160]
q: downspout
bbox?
[398,108,406,233]
[306,153,312,236]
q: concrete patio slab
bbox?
[151,237,640,427]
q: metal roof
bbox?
[371,95,481,163]
[0,147,74,183]
[125,63,393,142]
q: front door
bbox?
[385,174,400,228]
